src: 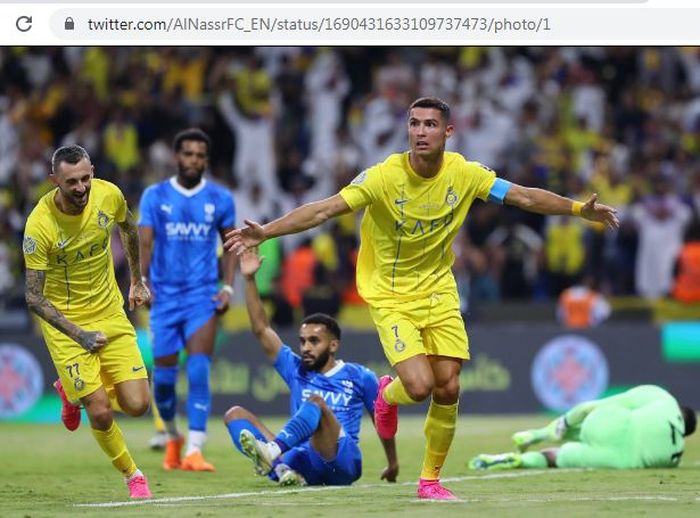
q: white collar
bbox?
[169,176,207,197]
[323,360,345,377]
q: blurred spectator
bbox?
[280,238,317,310]
[672,219,700,304]
[556,283,611,328]
[631,174,692,298]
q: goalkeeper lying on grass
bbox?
[470,385,696,470]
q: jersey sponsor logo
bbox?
[54,238,109,265]
[97,210,110,229]
[301,388,352,407]
[160,204,173,214]
[165,222,212,240]
[350,170,368,185]
[23,236,36,255]
[394,213,454,236]
[0,344,44,418]
[204,203,215,223]
[531,335,609,412]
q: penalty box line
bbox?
[76,470,555,508]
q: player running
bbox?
[470,385,696,470]
[23,145,153,498]
[224,96,618,499]
[224,248,399,486]
[138,128,236,472]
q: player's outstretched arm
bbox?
[378,435,399,483]
[505,184,619,229]
[240,248,283,360]
[25,268,107,353]
[223,194,352,254]
[117,209,151,310]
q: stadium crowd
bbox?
[3,46,700,317]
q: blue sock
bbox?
[226,419,265,454]
[186,354,211,432]
[153,365,178,421]
[274,400,322,452]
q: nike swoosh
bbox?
[132,366,145,372]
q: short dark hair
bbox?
[173,128,211,154]
[682,405,697,437]
[301,313,341,340]
[51,145,90,173]
[409,97,451,122]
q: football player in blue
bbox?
[139,128,236,472]
[224,247,399,486]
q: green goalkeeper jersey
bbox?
[561,385,685,468]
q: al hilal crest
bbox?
[445,186,458,208]
[97,210,110,228]
[204,203,215,222]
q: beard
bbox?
[302,348,332,371]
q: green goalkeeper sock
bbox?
[521,451,548,469]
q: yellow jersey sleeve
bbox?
[102,180,128,223]
[339,164,384,211]
[23,210,54,271]
[465,161,498,202]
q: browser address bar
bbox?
[45,6,700,44]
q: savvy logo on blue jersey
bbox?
[165,222,212,240]
[301,388,352,407]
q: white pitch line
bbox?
[76,470,556,508]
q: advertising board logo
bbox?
[531,335,608,412]
[0,344,44,418]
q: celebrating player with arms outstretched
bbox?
[224,248,398,486]
[138,128,236,472]
[23,145,152,499]
[224,97,618,499]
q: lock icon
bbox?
[64,17,75,30]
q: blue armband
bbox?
[487,178,512,205]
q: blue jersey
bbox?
[138,177,235,298]
[274,344,378,444]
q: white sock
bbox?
[266,441,282,460]
[125,469,143,482]
[186,430,207,455]
[164,420,179,440]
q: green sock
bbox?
[521,451,548,469]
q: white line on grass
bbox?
[76,470,554,508]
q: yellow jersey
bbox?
[23,179,127,324]
[339,151,496,305]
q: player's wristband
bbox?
[571,201,584,216]
[221,284,234,296]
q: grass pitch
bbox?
[2,415,700,517]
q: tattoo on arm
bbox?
[117,209,143,282]
[25,269,83,343]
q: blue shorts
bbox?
[149,293,217,358]
[283,434,362,486]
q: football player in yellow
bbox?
[224,97,619,500]
[23,145,153,499]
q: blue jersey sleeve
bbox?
[359,366,379,415]
[273,344,300,386]
[138,187,156,227]
[219,190,236,229]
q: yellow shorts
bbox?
[368,290,469,366]
[41,309,147,403]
